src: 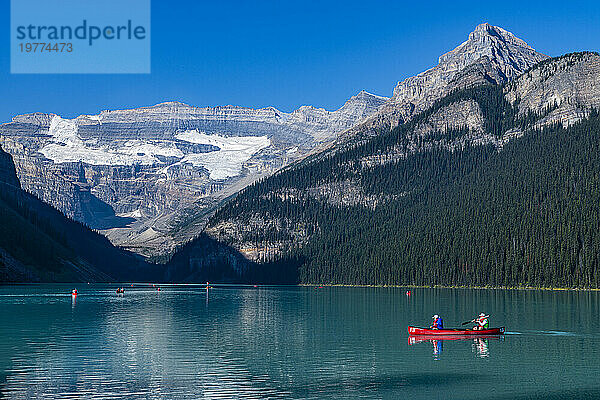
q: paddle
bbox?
[462,315,490,326]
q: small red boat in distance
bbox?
[408,326,505,336]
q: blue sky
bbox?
[1,0,599,122]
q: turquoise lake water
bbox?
[0,285,599,399]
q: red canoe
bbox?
[408,326,505,336]
[408,335,504,345]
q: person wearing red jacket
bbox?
[431,314,443,329]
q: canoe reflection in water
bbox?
[409,335,504,359]
[472,337,489,358]
[433,339,442,359]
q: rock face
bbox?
[0,144,20,190]
[505,52,600,127]
[345,23,549,137]
[0,92,387,259]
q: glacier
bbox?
[0,92,387,258]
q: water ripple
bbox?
[1,285,599,399]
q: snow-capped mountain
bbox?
[0,23,551,260]
[0,92,387,258]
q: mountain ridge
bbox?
[342,23,549,139]
[0,90,387,259]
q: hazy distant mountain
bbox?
[0,92,387,259]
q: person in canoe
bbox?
[472,313,489,330]
[430,314,443,330]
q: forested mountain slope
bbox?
[197,52,600,288]
[0,145,156,282]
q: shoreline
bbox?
[299,284,600,291]
[3,282,599,291]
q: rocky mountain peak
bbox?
[433,23,546,83]
[343,23,548,138]
[467,23,534,51]
[468,23,519,43]
[354,90,385,99]
[346,90,388,106]
[392,23,548,102]
[337,91,388,116]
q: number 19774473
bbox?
[19,42,73,52]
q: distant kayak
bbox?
[408,326,505,335]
